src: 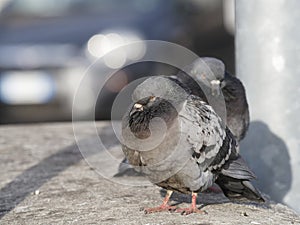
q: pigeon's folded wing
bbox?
[179,95,237,171]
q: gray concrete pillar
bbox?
[235,0,300,212]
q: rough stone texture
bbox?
[0,122,299,225]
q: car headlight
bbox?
[0,71,55,105]
[86,30,146,69]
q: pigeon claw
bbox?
[144,205,177,214]
[176,207,207,215]
[175,192,208,215]
[143,190,176,214]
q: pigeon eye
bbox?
[210,80,221,86]
[149,96,157,102]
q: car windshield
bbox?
[2,0,161,17]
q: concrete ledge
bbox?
[0,122,299,224]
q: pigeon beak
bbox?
[210,80,221,96]
[130,103,144,116]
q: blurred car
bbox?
[0,0,234,123]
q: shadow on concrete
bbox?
[0,124,119,219]
[0,144,83,219]
[240,121,292,203]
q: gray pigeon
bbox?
[121,77,264,214]
[117,57,249,176]
[174,57,249,141]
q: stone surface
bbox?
[0,122,299,225]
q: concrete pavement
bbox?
[0,122,299,225]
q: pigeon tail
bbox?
[215,156,264,202]
[216,175,265,202]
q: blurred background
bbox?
[1,0,299,214]
[0,0,234,123]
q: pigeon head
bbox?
[132,76,189,111]
[128,96,177,139]
[184,57,226,96]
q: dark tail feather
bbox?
[215,154,264,202]
[216,174,265,202]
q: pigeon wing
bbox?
[179,95,236,171]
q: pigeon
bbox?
[121,76,264,215]
[174,57,250,141]
[117,57,250,176]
